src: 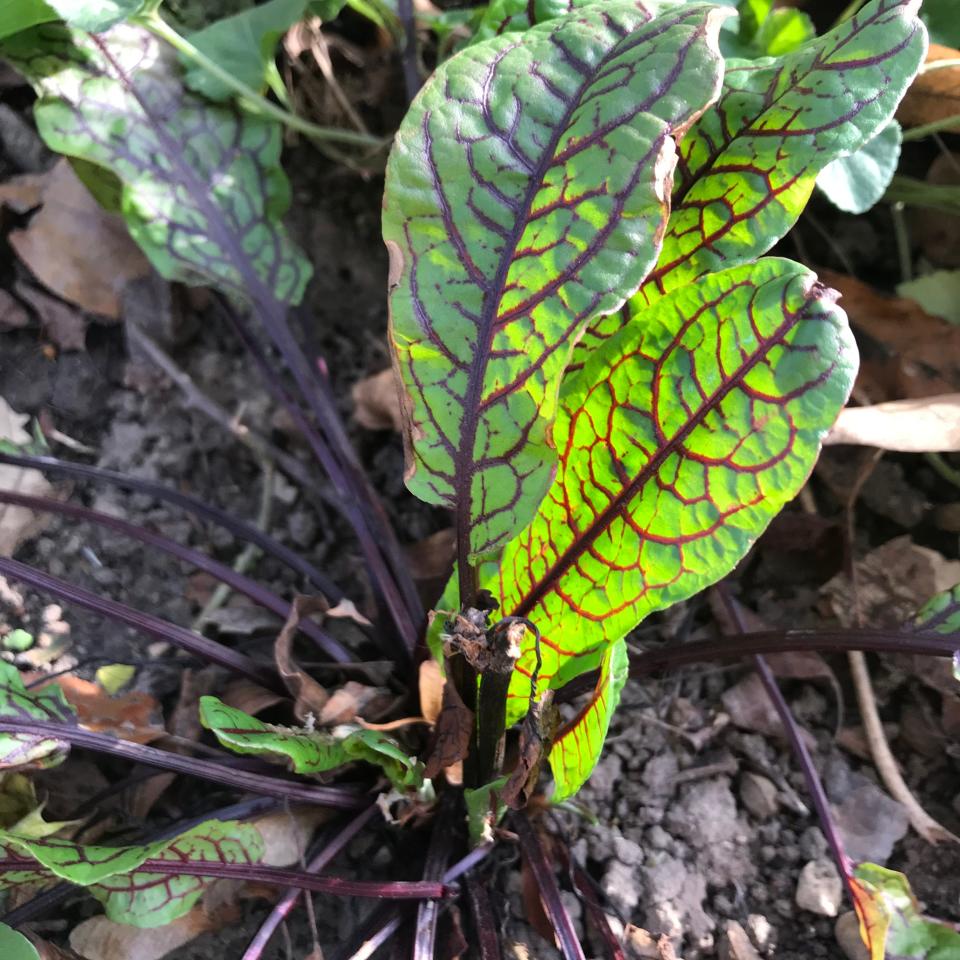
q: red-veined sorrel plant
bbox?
[0,0,956,956]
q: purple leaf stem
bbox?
[513,813,586,960]
[0,718,366,808]
[0,450,342,600]
[412,795,458,960]
[0,556,283,692]
[241,804,380,960]
[465,876,502,960]
[0,488,351,662]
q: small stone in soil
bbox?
[739,772,779,819]
[718,920,762,960]
[835,911,870,960]
[602,858,640,916]
[795,858,843,917]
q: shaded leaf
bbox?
[491,259,855,718]
[817,121,902,215]
[464,776,507,846]
[49,675,165,745]
[352,368,404,432]
[183,0,308,101]
[0,2,57,42]
[910,582,960,636]
[2,23,311,307]
[383,2,729,559]
[0,662,76,770]
[423,677,473,780]
[851,862,960,960]
[548,637,627,802]
[921,0,960,48]
[896,270,960,325]
[0,820,264,928]
[199,696,423,789]
[0,924,40,960]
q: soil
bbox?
[1,33,959,960]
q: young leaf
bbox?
[817,121,902,215]
[183,0,309,101]
[646,0,925,300]
[199,696,423,789]
[493,259,856,718]
[851,862,960,960]
[909,583,960,635]
[548,637,627,802]
[725,0,814,59]
[2,23,312,307]
[382,2,729,560]
[0,820,265,928]
[0,924,40,960]
[0,662,76,770]
[43,0,146,32]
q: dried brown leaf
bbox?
[318,680,390,725]
[423,678,473,780]
[0,289,29,332]
[16,282,87,352]
[48,675,164,744]
[825,394,960,452]
[419,658,444,725]
[898,43,960,130]
[352,367,403,432]
[220,677,285,716]
[275,596,329,721]
[8,161,149,319]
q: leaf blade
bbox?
[383,2,729,559]
[495,259,856,719]
[0,663,76,771]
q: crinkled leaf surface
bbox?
[183,0,308,101]
[383,2,729,560]
[818,121,902,214]
[0,662,76,770]
[548,636,627,801]
[2,23,311,307]
[490,259,856,720]
[199,696,422,789]
[0,820,264,928]
[575,0,925,360]
[852,862,960,960]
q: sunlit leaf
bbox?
[851,862,960,960]
[2,22,312,307]
[817,121,902,215]
[0,820,265,929]
[0,662,76,771]
[492,259,856,719]
[199,696,423,789]
[725,0,814,59]
[548,637,627,802]
[183,0,308,100]
[383,2,729,560]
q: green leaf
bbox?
[648,0,925,299]
[44,0,146,32]
[464,775,507,845]
[383,2,730,560]
[548,636,627,802]
[920,0,960,48]
[0,924,40,960]
[818,121,901,214]
[851,862,960,960]
[896,270,960,325]
[0,0,58,41]
[3,629,34,652]
[184,0,308,101]
[308,0,348,20]
[199,696,423,789]
[725,1,814,59]
[910,582,960,635]
[2,23,312,307]
[0,820,265,928]
[0,662,76,770]
[491,259,856,721]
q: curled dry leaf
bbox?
[423,678,474,780]
[15,282,87,352]
[352,367,403,432]
[8,160,150,320]
[826,394,960,452]
[0,398,56,559]
[897,43,960,130]
[275,596,330,720]
[47,675,165,745]
[418,658,444,725]
[318,680,392,726]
